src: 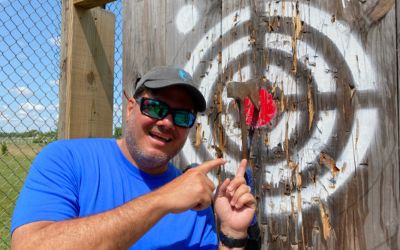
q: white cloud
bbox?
[0,110,9,122]
[3,106,27,124]
[16,110,27,118]
[11,86,33,97]
[47,104,59,111]
[0,103,58,133]
[48,36,61,47]
[113,103,122,112]
[21,103,45,112]
[0,117,15,133]
[17,103,46,117]
[48,79,59,86]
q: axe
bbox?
[226,79,260,159]
[227,79,262,250]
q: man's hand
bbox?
[156,158,226,213]
[214,159,256,238]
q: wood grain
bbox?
[59,4,114,138]
[122,0,399,249]
[122,0,167,131]
[73,0,115,9]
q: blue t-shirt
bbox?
[11,138,217,249]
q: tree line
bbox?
[0,130,57,144]
[0,130,57,139]
[0,127,123,141]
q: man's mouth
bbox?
[149,131,172,143]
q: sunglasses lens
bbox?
[139,97,196,128]
[141,99,168,119]
[173,111,196,128]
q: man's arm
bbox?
[12,189,167,249]
[12,159,226,250]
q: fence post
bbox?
[58,0,116,139]
[73,0,116,9]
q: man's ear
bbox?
[124,89,136,116]
[126,98,136,117]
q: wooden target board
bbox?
[123,0,399,249]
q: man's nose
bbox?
[156,113,175,128]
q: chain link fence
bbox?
[0,1,123,248]
[107,2,123,137]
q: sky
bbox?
[0,0,123,133]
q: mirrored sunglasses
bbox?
[135,97,196,128]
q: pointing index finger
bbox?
[197,159,226,174]
[235,159,247,177]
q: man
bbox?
[11,66,256,249]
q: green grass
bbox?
[0,144,43,249]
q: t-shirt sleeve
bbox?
[198,207,218,250]
[11,141,80,235]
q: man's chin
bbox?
[134,150,171,169]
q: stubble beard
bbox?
[125,118,171,170]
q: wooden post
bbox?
[397,0,400,159]
[59,0,115,139]
[397,0,400,210]
[74,0,115,9]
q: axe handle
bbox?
[237,99,248,159]
[247,107,259,154]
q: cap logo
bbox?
[178,69,190,81]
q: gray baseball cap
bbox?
[134,66,206,112]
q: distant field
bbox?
[0,143,44,249]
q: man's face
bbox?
[124,86,195,172]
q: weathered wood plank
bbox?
[122,0,167,131]
[59,3,115,138]
[58,0,69,139]
[219,0,399,249]
[397,0,400,244]
[122,0,223,170]
[344,3,398,249]
[169,0,223,169]
[122,0,399,249]
[73,0,116,9]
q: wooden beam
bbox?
[397,0,400,183]
[59,1,115,139]
[74,0,116,9]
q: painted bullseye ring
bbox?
[177,2,378,216]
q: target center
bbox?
[244,88,276,128]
